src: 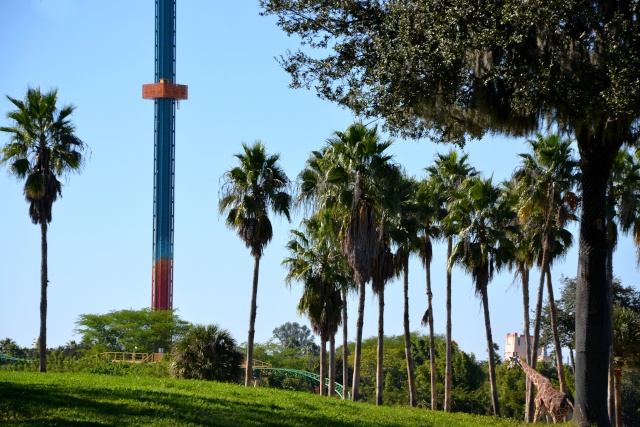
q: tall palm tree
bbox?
[605,149,640,420]
[426,150,477,411]
[219,141,292,386]
[370,231,394,405]
[611,307,640,427]
[503,176,537,421]
[1,87,87,372]
[297,147,357,399]
[283,211,346,396]
[390,176,421,407]
[297,123,399,401]
[514,134,579,395]
[416,176,443,410]
[447,175,517,416]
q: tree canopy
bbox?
[75,308,190,353]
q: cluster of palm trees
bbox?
[3,85,637,419]
[218,122,640,419]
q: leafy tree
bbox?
[170,324,243,382]
[426,150,477,411]
[447,175,517,416]
[496,361,526,420]
[75,308,190,353]
[1,87,88,372]
[620,369,640,427]
[271,322,318,355]
[0,338,36,360]
[260,2,640,424]
[219,141,292,386]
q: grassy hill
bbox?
[0,372,567,426]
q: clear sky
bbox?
[1,1,637,361]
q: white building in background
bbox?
[504,332,551,362]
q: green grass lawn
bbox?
[0,372,565,426]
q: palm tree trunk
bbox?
[444,236,453,412]
[519,263,534,422]
[320,335,327,396]
[426,257,437,410]
[531,252,548,367]
[351,280,365,401]
[341,286,349,400]
[245,255,260,386]
[527,256,546,420]
[376,285,385,406]
[606,238,615,424]
[613,367,622,427]
[573,138,616,427]
[545,267,567,393]
[39,220,48,373]
[569,346,576,372]
[403,260,417,407]
[480,281,500,416]
[329,333,336,397]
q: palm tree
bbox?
[297,147,357,399]
[1,87,87,372]
[283,211,346,396]
[170,324,243,382]
[371,229,394,405]
[390,176,421,407]
[297,123,399,401]
[219,141,292,386]
[416,176,443,410]
[605,148,640,419]
[611,307,640,427]
[426,150,477,411]
[447,175,517,416]
[514,134,579,395]
[503,176,537,421]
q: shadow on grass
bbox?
[0,380,374,427]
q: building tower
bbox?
[142,0,187,310]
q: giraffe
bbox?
[508,355,573,423]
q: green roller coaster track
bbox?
[0,354,32,365]
[245,367,350,399]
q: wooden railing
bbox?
[101,352,165,364]
[241,359,272,369]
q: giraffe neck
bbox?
[517,359,551,390]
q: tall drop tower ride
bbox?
[142,0,187,310]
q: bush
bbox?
[170,324,243,382]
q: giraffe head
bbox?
[507,354,521,370]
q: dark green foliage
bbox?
[0,338,36,360]
[621,369,640,427]
[170,324,243,383]
[338,333,493,412]
[75,308,190,353]
[413,335,489,414]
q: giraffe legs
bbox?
[533,399,544,423]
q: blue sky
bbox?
[1,1,637,361]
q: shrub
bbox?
[170,324,242,382]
